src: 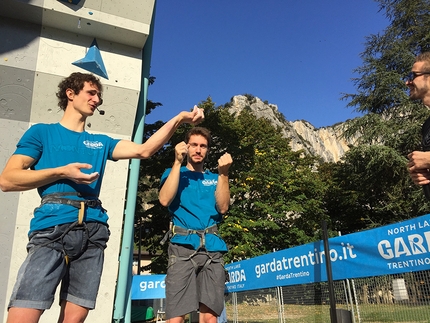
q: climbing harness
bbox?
[37,192,106,264]
[162,224,222,273]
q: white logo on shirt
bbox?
[202,179,217,186]
[83,140,104,149]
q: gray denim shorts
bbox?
[8,222,109,310]
[165,243,226,319]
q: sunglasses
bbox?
[406,71,430,82]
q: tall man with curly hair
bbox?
[0,72,204,323]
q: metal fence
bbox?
[224,270,430,323]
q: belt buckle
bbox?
[86,200,98,208]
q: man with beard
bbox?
[159,127,233,323]
[406,52,430,189]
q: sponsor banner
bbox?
[226,213,430,293]
[131,274,166,300]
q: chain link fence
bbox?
[224,270,430,323]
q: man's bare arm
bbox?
[0,155,99,192]
[112,107,204,160]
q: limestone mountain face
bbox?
[226,95,356,163]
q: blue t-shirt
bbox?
[160,166,228,252]
[14,123,120,234]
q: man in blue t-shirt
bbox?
[0,72,204,323]
[159,127,233,323]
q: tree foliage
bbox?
[319,0,430,235]
[320,145,427,234]
[342,0,430,149]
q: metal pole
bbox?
[232,292,238,323]
[138,223,142,275]
[276,286,285,323]
[346,279,356,323]
[351,279,362,323]
[112,1,157,321]
[322,220,337,323]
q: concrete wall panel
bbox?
[30,72,64,124]
[100,0,155,25]
[0,17,40,70]
[36,26,143,88]
[36,27,92,78]
[86,86,140,135]
[0,66,34,123]
[95,38,143,89]
[0,118,29,320]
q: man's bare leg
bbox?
[166,315,186,323]
[57,300,89,323]
[199,303,217,323]
[7,307,43,323]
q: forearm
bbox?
[0,167,63,192]
[159,161,182,206]
[138,113,186,158]
[215,174,230,214]
[113,114,186,160]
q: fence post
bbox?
[322,220,337,323]
[345,279,356,323]
[232,292,238,323]
[276,286,285,323]
[351,280,361,323]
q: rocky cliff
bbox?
[226,95,357,163]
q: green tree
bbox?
[321,145,426,234]
[342,0,430,152]
[322,0,430,233]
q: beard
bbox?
[191,158,204,165]
[189,155,205,166]
[410,84,428,101]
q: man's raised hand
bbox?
[218,153,233,176]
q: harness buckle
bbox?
[85,200,100,208]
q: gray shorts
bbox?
[165,243,226,319]
[8,222,109,310]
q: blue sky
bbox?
[145,1,389,128]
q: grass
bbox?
[358,303,430,323]
[225,302,430,323]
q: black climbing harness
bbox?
[36,192,106,264]
[162,224,222,273]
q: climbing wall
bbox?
[0,0,155,322]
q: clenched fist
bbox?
[218,153,233,176]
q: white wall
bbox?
[0,0,155,321]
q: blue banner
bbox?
[225,213,430,293]
[130,214,430,298]
[131,274,166,300]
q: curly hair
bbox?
[56,72,103,111]
[185,127,212,148]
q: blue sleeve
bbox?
[107,138,121,161]
[14,124,44,160]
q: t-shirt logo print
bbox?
[83,140,104,149]
[202,179,217,186]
